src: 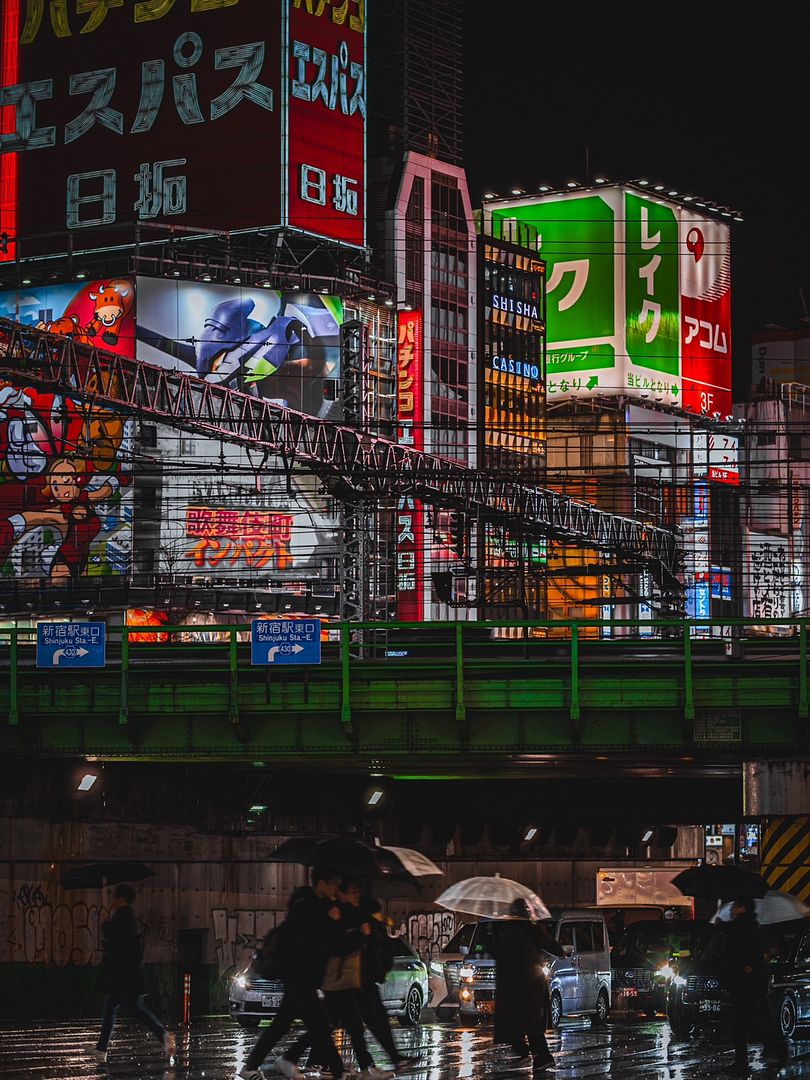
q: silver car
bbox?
[229,937,429,1028]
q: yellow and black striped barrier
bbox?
[762,816,810,902]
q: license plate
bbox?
[478,1000,495,1014]
[619,988,638,997]
[698,1001,721,1014]
[262,994,283,1009]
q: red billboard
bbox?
[286,0,366,247]
[396,310,423,621]
[0,0,366,257]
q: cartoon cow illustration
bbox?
[86,280,133,346]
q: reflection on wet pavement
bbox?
[1,1015,809,1079]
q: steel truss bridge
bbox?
[0,319,679,586]
[0,620,807,773]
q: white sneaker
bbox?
[82,1043,107,1064]
[274,1057,306,1080]
[359,1069,395,1080]
[238,1069,265,1080]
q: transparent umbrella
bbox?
[711,890,810,925]
[435,875,550,921]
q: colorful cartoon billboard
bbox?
[135,278,343,419]
[0,382,133,582]
[488,185,732,416]
[0,277,136,354]
[0,0,366,257]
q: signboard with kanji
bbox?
[250,618,321,665]
[36,621,106,668]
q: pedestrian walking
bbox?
[705,897,787,1075]
[489,899,565,1074]
[237,867,357,1080]
[355,894,419,1072]
[84,883,175,1065]
[287,880,398,1079]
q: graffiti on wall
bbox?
[9,883,110,966]
[397,911,457,964]
[211,907,284,976]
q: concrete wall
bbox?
[0,816,687,1019]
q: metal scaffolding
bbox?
[0,319,680,581]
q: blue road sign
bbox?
[36,622,106,669]
[251,619,322,666]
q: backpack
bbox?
[253,922,288,981]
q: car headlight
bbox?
[657,965,674,979]
[233,974,247,989]
[429,962,444,977]
[541,964,551,977]
[673,975,687,988]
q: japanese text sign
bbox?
[396,309,423,620]
[36,621,106,668]
[251,618,321,665]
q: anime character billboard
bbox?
[136,278,343,419]
[0,382,133,582]
[0,278,136,355]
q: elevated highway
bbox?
[1,620,806,775]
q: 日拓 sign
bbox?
[36,622,106,668]
[250,619,322,666]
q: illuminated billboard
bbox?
[396,310,424,621]
[0,275,134,583]
[0,276,136,354]
[488,185,732,416]
[478,237,545,470]
[0,0,366,256]
[136,277,343,419]
[0,381,133,582]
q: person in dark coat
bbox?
[489,901,565,1074]
[707,898,787,1075]
[84,883,174,1065]
[239,867,361,1080]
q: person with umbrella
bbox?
[84,883,175,1065]
[488,898,565,1074]
[238,867,360,1080]
[702,897,787,1075]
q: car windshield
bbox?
[613,923,713,966]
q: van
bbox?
[435,910,611,1025]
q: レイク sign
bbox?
[396,310,423,621]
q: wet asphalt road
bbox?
[2,1013,810,1080]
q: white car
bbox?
[229,937,429,1028]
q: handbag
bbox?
[321,949,362,992]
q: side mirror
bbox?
[459,945,469,956]
[562,944,574,957]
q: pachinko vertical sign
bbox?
[285,0,366,246]
[396,310,423,621]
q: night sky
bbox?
[463,2,810,400]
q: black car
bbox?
[667,917,810,1038]
[767,920,810,1037]
[612,920,714,1018]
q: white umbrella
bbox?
[381,846,443,877]
[711,889,810,925]
[435,875,551,921]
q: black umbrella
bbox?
[671,865,769,903]
[60,861,156,890]
[268,836,416,882]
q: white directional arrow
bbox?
[267,643,304,664]
[52,646,89,666]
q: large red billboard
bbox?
[286,0,366,247]
[0,0,366,257]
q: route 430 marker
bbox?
[250,619,322,666]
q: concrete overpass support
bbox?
[744,760,810,902]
